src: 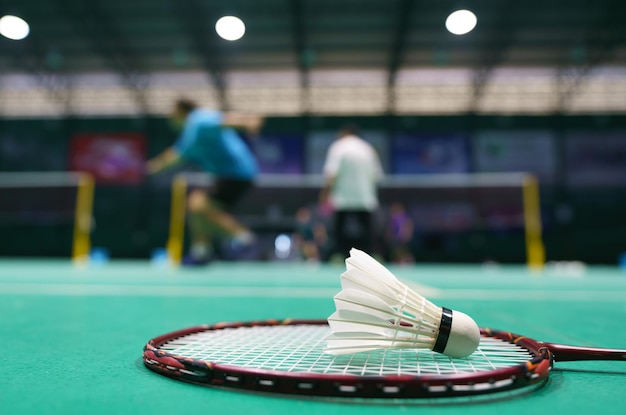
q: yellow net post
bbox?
[72,173,95,264]
[167,175,187,265]
[522,174,545,271]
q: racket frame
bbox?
[143,319,559,398]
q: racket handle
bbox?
[544,343,626,362]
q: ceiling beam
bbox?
[289,0,310,114]
[54,0,149,113]
[0,29,74,114]
[386,0,413,114]
[170,0,227,111]
[469,0,517,112]
[556,0,624,110]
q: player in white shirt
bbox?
[320,125,383,259]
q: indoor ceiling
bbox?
[0,0,625,116]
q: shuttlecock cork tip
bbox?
[434,309,480,358]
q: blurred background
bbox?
[0,0,625,265]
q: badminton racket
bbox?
[143,319,625,399]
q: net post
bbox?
[72,173,95,264]
[522,174,545,271]
[167,174,187,265]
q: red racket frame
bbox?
[143,319,624,399]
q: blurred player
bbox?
[319,124,383,259]
[293,206,329,262]
[384,202,415,263]
[147,99,264,265]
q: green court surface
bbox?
[1,260,625,414]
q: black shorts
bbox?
[211,178,254,209]
[334,210,374,256]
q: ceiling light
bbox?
[0,15,30,40]
[445,10,477,35]
[215,16,245,41]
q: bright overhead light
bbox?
[215,16,245,41]
[0,15,30,40]
[445,10,477,36]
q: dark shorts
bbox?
[210,178,254,209]
[334,210,374,257]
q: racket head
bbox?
[143,319,552,399]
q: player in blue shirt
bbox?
[147,99,264,265]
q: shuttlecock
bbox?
[325,248,480,358]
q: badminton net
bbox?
[0,172,94,261]
[166,172,544,267]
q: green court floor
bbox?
[0,259,625,414]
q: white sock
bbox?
[232,231,254,245]
[191,243,212,259]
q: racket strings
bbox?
[163,325,324,370]
[159,325,534,376]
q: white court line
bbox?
[0,282,623,301]
[440,289,626,301]
[403,280,442,298]
[0,283,338,298]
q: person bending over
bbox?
[147,99,264,265]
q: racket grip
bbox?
[544,343,626,362]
